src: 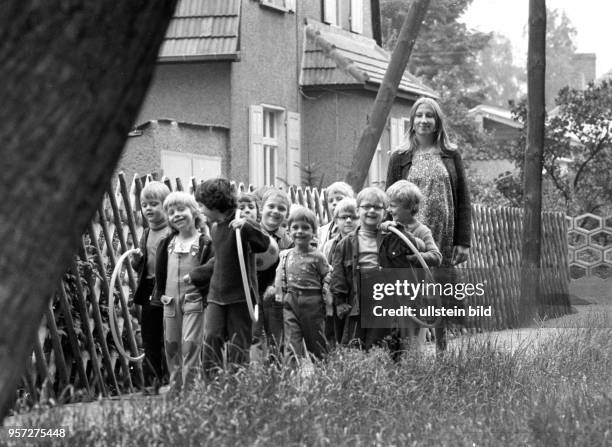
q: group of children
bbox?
[132,177,441,393]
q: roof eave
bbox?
[158,52,240,63]
[363,81,439,101]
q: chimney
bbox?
[570,53,596,89]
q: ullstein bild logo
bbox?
[359,268,492,328]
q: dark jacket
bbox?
[330,226,423,316]
[200,218,269,306]
[133,228,152,305]
[385,149,471,248]
[133,227,170,305]
[151,233,214,306]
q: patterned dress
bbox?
[406,151,455,267]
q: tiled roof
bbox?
[468,105,522,129]
[301,19,436,98]
[159,0,241,61]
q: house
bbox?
[119,0,436,189]
[467,104,520,181]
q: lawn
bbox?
[8,321,611,446]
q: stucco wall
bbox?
[119,121,229,181]
[229,2,301,183]
[135,62,231,128]
[302,88,414,187]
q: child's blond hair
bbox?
[261,188,291,217]
[326,181,354,199]
[386,180,423,216]
[163,191,202,230]
[333,198,358,218]
[356,187,389,209]
[141,181,171,203]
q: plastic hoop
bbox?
[108,248,145,362]
[387,226,442,328]
[235,211,259,322]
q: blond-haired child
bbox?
[382,180,442,353]
[151,191,213,392]
[254,188,293,358]
[318,181,354,249]
[132,181,171,389]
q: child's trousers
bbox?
[283,290,327,360]
[163,292,205,391]
[141,301,166,385]
[203,302,252,375]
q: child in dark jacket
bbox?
[151,192,213,393]
[321,197,358,345]
[132,181,171,388]
[194,179,270,375]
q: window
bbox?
[262,109,279,186]
[250,106,301,187]
[323,0,340,26]
[368,143,384,187]
[259,0,295,12]
[161,151,221,191]
[350,0,363,33]
[390,117,410,152]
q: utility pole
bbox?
[344,0,430,192]
[520,0,547,325]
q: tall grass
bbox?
[10,327,612,446]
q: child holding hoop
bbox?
[381,180,442,353]
[194,179,270,375]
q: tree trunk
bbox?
[344,0,430,192]
[0,0,178,422]
[519,0,546,325]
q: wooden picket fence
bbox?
[15,175,570,410]
[465,205,570,330]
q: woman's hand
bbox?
[451,245,469,265]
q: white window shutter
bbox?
[249,105,264,187]
[286,112,301,186]
[285,0,296,12]
[350,0,363,33]
[323,0,337,25]
[390,117,402,151]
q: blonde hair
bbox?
[141,181,171,203]
[356,187,389,209]
[398,97,456,154]
[333,198,357,218]
[386,180,423,216]
[163,191,202,230]
[326,182,355,199]
[261,188,291,217]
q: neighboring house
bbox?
[119,0,436,189]
[467,104,520,181]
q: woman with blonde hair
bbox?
[385,97,471,352]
